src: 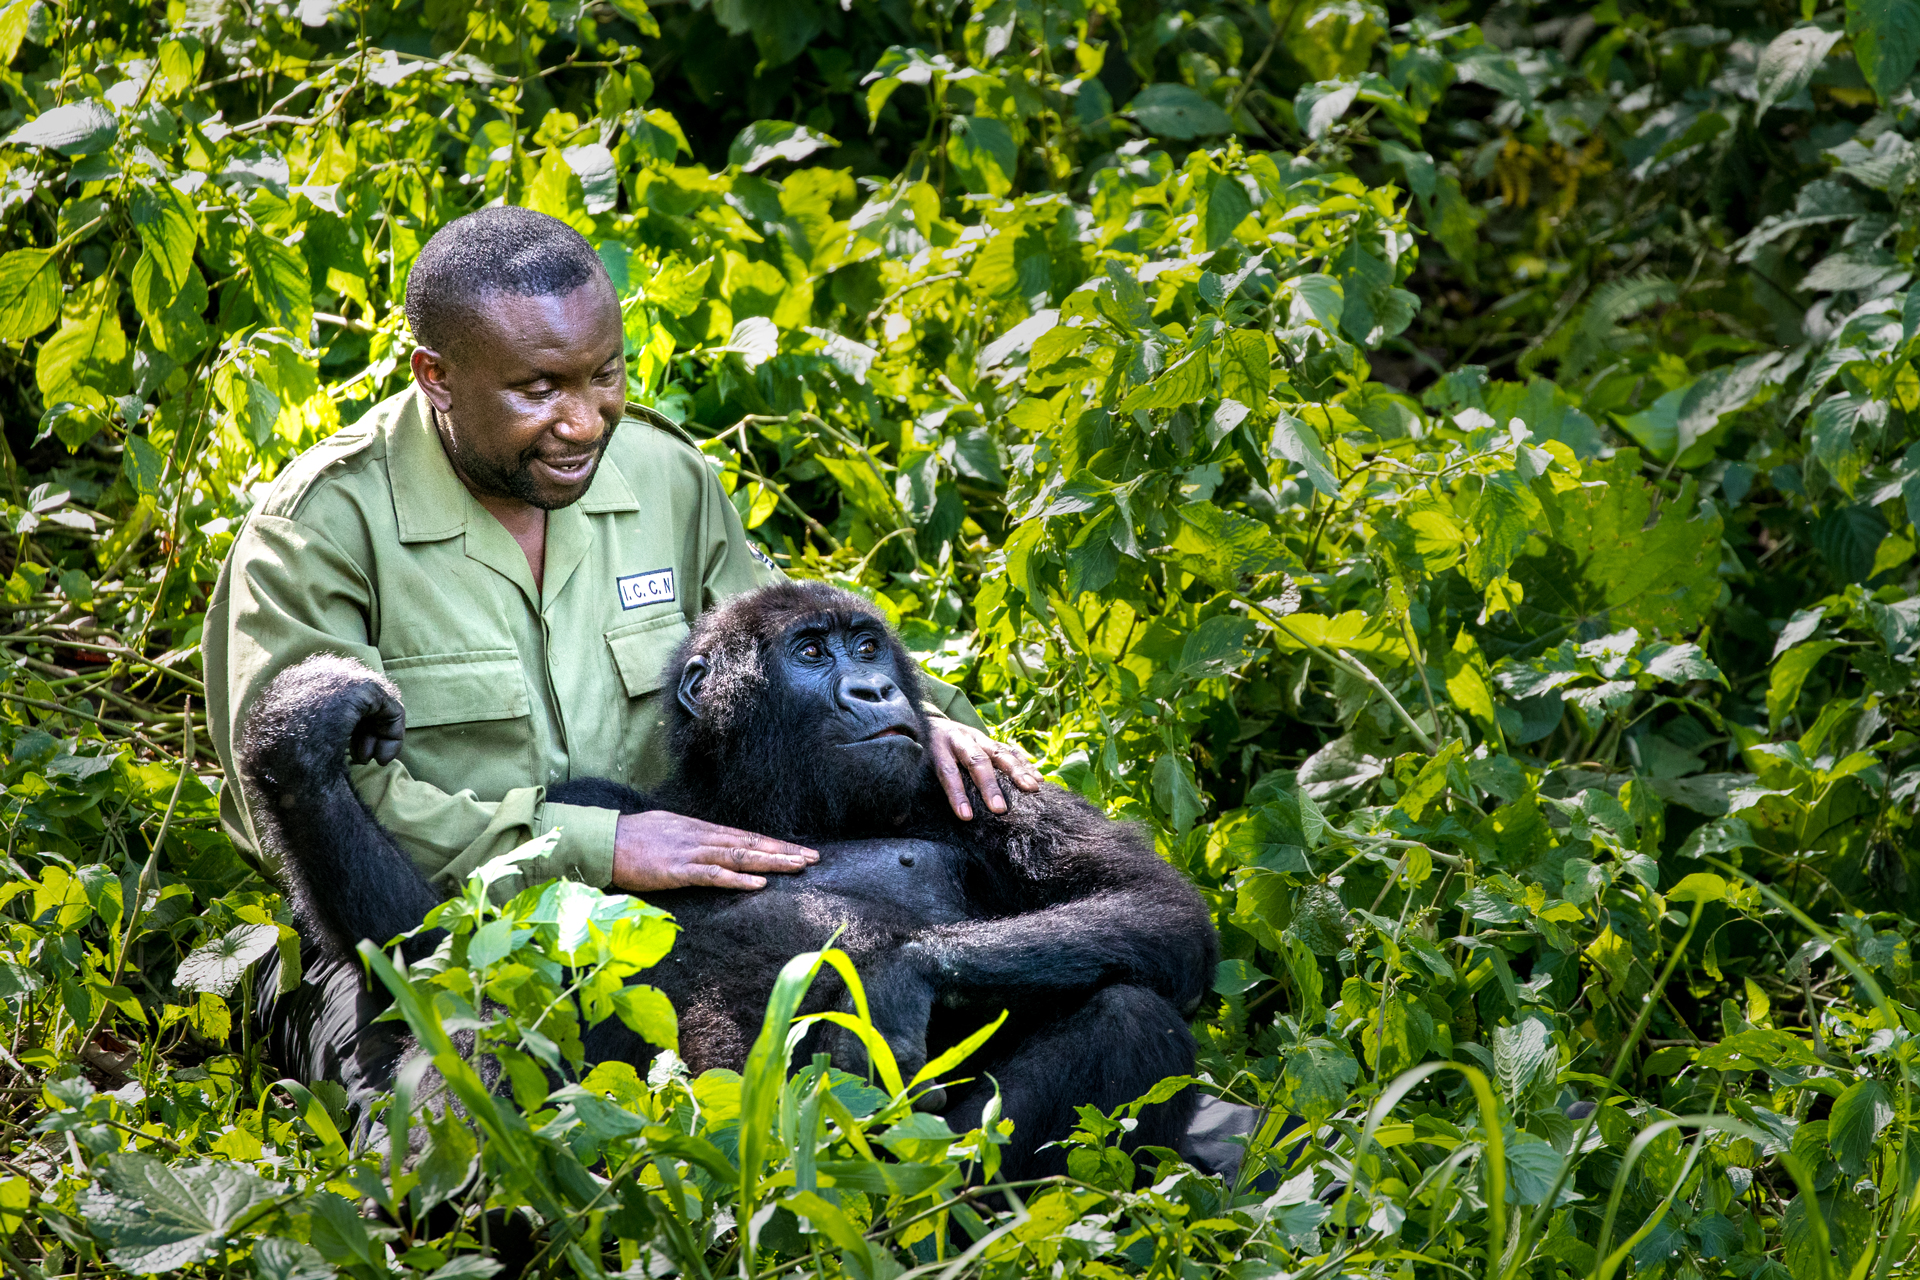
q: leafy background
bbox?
[0,0,1917,1276]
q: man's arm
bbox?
[207,513,614,899]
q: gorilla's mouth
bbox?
[853,725,921,746]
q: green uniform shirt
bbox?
[205,386,979,900]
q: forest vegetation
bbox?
[0,0,1916,1277]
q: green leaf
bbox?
[1755,27,1845,114]
[1271,411,1340,497]
[1203,174,1253,250]
[36,281,128,405]
[728,120,837,173]
[562,142,619,213]
[0,249,60,342]
[174,923,281,998]
[129,185,198,290]
[1127,84,1232,138]
[1289,884,1352,957]
[1466,471,1543,590]
[612,983,679,1049]
[1519,452,1723,633]
[1152,753,1206,832]
[947,115,1016,196]
[78,1152,284,1274]
[241,230,313,336]
[1828,1079,1893,1175]
[1283,1037,1358,1122]
[3,99,117,155]
[1767,640,1840,731]
[1847,0,1920,101]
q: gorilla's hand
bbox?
[928,721,1041,820]
[346,681,406,766]
[865,948,944,1112]
[612,811,818,891]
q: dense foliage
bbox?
[1,0,1917,1277]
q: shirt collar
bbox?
[386,386,640,542]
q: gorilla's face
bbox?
[670,586,935,837]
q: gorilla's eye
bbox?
[797,638,826,661]
[853,634,879,658]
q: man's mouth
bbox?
[534,454,599,484]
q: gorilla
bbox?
[240,580,1218,1179]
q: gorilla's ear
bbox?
[677,655,711,718]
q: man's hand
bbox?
[929,721,1041,820]
[612,811,817,891]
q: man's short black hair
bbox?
[404,206,611,359]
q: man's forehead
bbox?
[460,282,621,358]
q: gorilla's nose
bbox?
[838,672,902,709]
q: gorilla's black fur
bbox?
[240,580,1218,1179]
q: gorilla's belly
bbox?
[646,837,968,933]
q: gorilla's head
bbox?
[663,580,935,838]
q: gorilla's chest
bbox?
[649,838,968,944]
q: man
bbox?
[206,206,1037,1090]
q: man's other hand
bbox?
[929,721,1042,820]
[612,811,817,891]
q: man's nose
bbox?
[837,670,903,710]
[552,393,605,443]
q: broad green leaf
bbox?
[36,281,128,405]
[1519,452,1723,633]
[0,248,60,342]
[728,120,837,173]
[1218,330,1269,405]
[174,923,281,997]
[947,115,1015,196]
[1152,752,1206,831]
[1827,1079,1892,1176]
[1128,84,1232,138]
[78,1152,284,1274]
[1289,884,1352,957]
[1848,0,1920,100]
[1283,1037,1358,1122]
[1272,411,1340,497]
[1466,471,1542,589]
[242,230,313,336]
[1766,640,1840,731]
[129,185,198,289]
[1755,27,1845,114]
[1203,174,1253,250]
[3,99,117,154]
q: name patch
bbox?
[618,568,677,609]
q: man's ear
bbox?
[677,655,710,718]
[411,347,453,412]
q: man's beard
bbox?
[437,414,617,510]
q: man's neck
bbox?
[433,408,549,592]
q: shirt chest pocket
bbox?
[603,613,691,788]
[606,613,692,698]
[384,650,535,799]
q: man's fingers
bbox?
[963,747,1008,814]
[697,843,814,874]
[932,745,973,820]
[678,815,816,858]
[691,863,768,890]
[987,740,1043,791]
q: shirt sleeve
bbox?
[207,512,617,900]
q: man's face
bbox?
[412,281,626,511]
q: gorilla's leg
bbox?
[253,945,413,1137]
[937,984,1197,1182]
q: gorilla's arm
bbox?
[913,787,1218,1015]
[239,655,445,963]
[546,777,654,813]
